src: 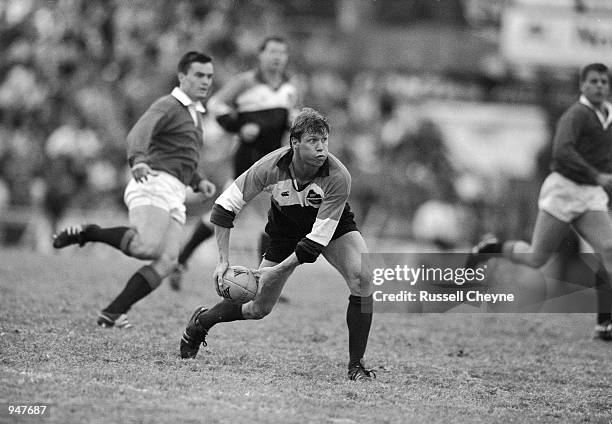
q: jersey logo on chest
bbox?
[272,180,325,209]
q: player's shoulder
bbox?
[242,146,291,178]
[563,101,591,119]
[228,70,259,89]
[149,94,180,113]
[253,146,292,170]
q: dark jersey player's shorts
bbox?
[234,144,274,177]
[263,207,359,263]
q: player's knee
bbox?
[513,245,549,268]
[346,267,373,297]
[128,238,161,259]
[527,254,549,268]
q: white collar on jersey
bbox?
[579,95,612,130]
[171,87,206,113]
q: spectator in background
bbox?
[169,36,299,290]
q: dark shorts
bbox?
[263,216,359,264]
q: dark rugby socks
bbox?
[178,222,214,265]
[595,265,612,324]
[85,226,135,254]
[104,265,162,314]
[196,301,244,331]
[346,295,373,368]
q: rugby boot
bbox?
[53,224,100,249]
[96,311,133,329]
[594,321,612,341]
[348,360,376,381]
[180,306,208,358]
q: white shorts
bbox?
[538,172,609,223]
[124,171,187,224]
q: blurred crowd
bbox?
[0,0,540,249]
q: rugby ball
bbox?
[218,265,258,304]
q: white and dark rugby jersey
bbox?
[207,69,298,153]
[210,146,354,261]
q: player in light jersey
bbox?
[466,63,612,340]
[179,108,376,381]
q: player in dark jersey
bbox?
[179,108,376,381]
[169,36,298,290]
[466,63,612,340]
[52,52,216,328]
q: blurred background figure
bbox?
[169,35,300,291]
[43,108,98,233]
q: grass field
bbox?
[1,243,612,424]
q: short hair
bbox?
[178,51,212,74]
[580,63,609,82]
[290,108,330,142]
[259,36,287,52]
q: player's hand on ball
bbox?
[239,122,260,143]
[213,260,229,296]
[198,179,216,198]
[131,163,158,183]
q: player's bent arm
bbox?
[295,237,325,264]
[126,103,171,167]
[212,224,231,294]
[254,253,301,287]
[552,111,601,183]
[271,253,301,277]
[214,225,231,263]
[256,242,323,288]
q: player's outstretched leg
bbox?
[179,300,244,358]
[323,231,376,381]
[52,224,100,248]
[97,265,163,329]
[53,224,135,253]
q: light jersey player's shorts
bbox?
[124,171,187,224]
[538,172,609,223]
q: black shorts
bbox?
[263,215,359,263]
[234,144,275,177]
